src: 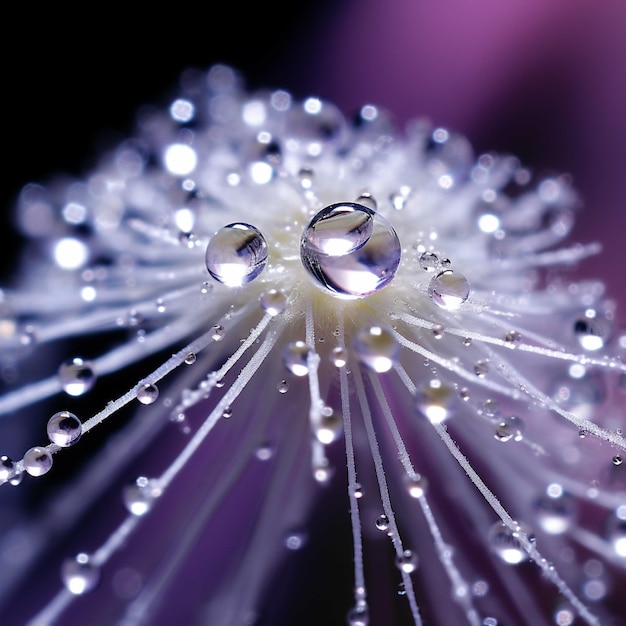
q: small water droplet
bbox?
[428,270,470,310]
[0,455,16,482]
[613,455,623,466]
[474,360,489,378]
[184,352,196,365]
[604,511,626,557]
[123,477,162,516]
[330,346,348,368]
[205,222,268,287]
[222,406,233,419]
[504,330,521,347]
[277,380,289,394]
[534,486,576,535]
[353,326,398,373]
[418,251,439,272]
[282,341,311,377]
[352,483,364,499]
[574,312,612,352]
[397,582,406,596]
[23,446,53,477]
[488,521,532,564]
[315,408,343,444]
[415,379,456,424]
[61,553,100,595]
[300,202,401,298]
[255,444,274,461]
[259,289,287,316]
[405,474,428,498]
[211,325,225,341]
[494,416,524,442]
[137,383,159,405]
[375,514,390,532]
[346,604,369,626]
[395,549,418,573]
[432,324,444,339]
[58,357,96,396]
[47,411,82,447]
[284,531,307,550]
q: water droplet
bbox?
[123,476,162,516]
[397,582,406,596]
[222,406,233,419]
[331,346,348,368]
[205,223,268,287]
[352,483,364,499]
[259,289,287,316]
[137,383,159,405]
[277,380,289,394]
[534,486,576,535]
[415,379,456,424]
[184,352,196,365]
[375,514,390,532]
[255,444,274,461]
[313,460,334,484]
[346,604,369,626]
[613,455,623,466]
[432,324,444,339]
[395,549,418,573]
[488,521,532,564]
[574,312,612,351]
[504,330,522,347]
[474,360,489,378]
[428,270,470,310]
[482,399,499,417]
[605,511,626,557]
[58,357,96,396]
[61,553,100,594]
[418,251,439,272]
[353,326,398,373]
[300,202,401,298]
[404,474,428,498]
[284,531,307,550]
[0,455,16,482]
[23,446,53,477]
[282,341,311,377]
[315,408,343,444]
[494,416,524,442]
[211,324,225,341]
[47,411,82,447]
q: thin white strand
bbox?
[432,421,600,626]
[354,368,423,625]
[26,588,74,626]
[369,372,478,625]
[338,319,367,610]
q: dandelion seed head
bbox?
[1,64,625,626]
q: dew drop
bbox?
[259,289,287,316]
[397,582,406,596]
[300,202,401,298]
[574,313,612,352]
[415,379,456,424]
[488,521,532,564]
[418,251,439,272]
[613,455,623,466]
[137,383,159,405]
[494,416,524,442]
[222,406,233,419]
[205,223,268,287]
[428,270,470,310]
[282,341,311,377]
[504,330,522,347]
[353,326,398,373]
[277,380,289,394]
[58,357,96,396]
[375,514,390,532]
[346,604,369,626]
[604,511,626,557]
[405,474,428,498]
[255,444,274,461]
[395,549,418,573]
[352,483,364,499]
[61,553,100,595]
[123,477,162,516]
[23,446,53,477]
[211,324,225,341]
[313,460,334,484]
[331,346,348,368]
[284,531,307,551]
[315,408,343,444]
[474,359,489,378]
[534,486,576,535]
[47,411,82,447]
[184,352,196,365]
[0,455,16,482]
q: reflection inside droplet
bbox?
[300,202,401,298]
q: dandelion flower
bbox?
[0,64,625,626]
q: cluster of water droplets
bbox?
[0,63,624,625]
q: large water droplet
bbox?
[353,326,399,373]
[282,341,312,377]
[415,379,457,424]
[58,357,96,396]
[205,223,268,287]
[428,270,470,310]
[300,202,401,298]
[61,553,100,594]
[23,446,53,477]
[137,383,159,405]
[47,411,82,447]
[573,312,612,351]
